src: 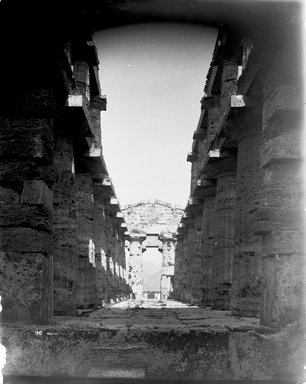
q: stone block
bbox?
[0,228,52,253]
[21,180,53,211]
[260,132,301,168]
[0,118,53,163]
[0,205,52,232]
[262,229,303,254]
[262,85,299,129]
[0,186,20,204]
[222,63,238,82]
[261,252,305,327]
[0,251,52,324]
[0,161,56,187]
[252,206,303,235]
[15,87,57,116]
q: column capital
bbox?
[129,234,146,243]
[90,95,107,111]
[159,234,177,243]
[223,106,262,141]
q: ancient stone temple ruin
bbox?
[123,200,183,299]
[173,24,305,328]
[0,1,305,382]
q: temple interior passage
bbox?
[0,1,305,383]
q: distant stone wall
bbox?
[123,200,183,235]
[123,201,183,299]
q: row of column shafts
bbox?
[172,28,304,328]
[0,38,136,324]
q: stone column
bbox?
[172,227,188,302]
[93,182,108,307]
[128,235,145,299]
[258,55,304,326]
[53,135,78,315]
[224,109,263,316]
[125,240,133,299]
[187,201,204,304]
[209,156,237,310]
[0,87,55,324]
[181,218,195,303]
[74,173,97,309]
[159,235,176,300]
[104,211,115,303]
[194,181,216,307]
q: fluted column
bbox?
[159,235,176,300]
[74,173,97,309]
[207,156,237,310]
[172,231,185,301]
[128,235,145,299]
[181,217,196,302]
[258,52,304,326]
[53,135,78,315]
[0,85,55,324]
[195,182,216,307]
[185,201,204,304]
[224,109,263,316]
[93,183,108,307]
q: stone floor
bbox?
[2,299,304,381]
[55,299,266,332]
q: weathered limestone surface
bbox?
[93,185,108,305]
[190,215,203,302]
[127,236,145,299]
[123,201,183,299]
[211,157,237,310]
[1,302,305,382]
[225,109,263,317]
[200,189,216,306]
[0,98,55,324]
[53,135,78,315]
[74,173,97,309]
[159,235,176,300]
[258,45,304,326]
[123,200,183,235]
[174,14,304,330]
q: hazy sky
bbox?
[94,23,217,208]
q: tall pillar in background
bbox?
[208,156,237,310]
[159,234,176,300]
[172,227,187,301]
[180,217,195,303]
[194,180,216,307]
[53,135,78,315]
[224,108,263,316]
[186,200,203,304]
[93,181,108,307]
[128,235,145,299]
[74,173,97,309]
